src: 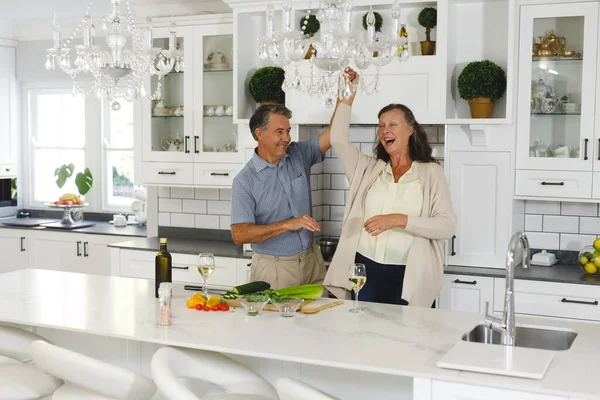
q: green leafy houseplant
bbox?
[457,60,507,118]
[362,11,383,32]
[418,7,437,55]
[55,163,94,197]
[249,67,286,105]
[301,14,320,37]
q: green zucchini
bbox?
[232,281,271,295]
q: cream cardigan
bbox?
[323,104,457,307]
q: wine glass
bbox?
[348,263,367,313]
[197,252,215,297]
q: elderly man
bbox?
[230,102,338,289]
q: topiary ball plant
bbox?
[457,60,507,102]
[362,11,383,32]
[418,7,437,42]
[249,66,286,105]
[301,14,320,37]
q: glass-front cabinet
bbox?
[140,18,241,186]
[516,3,599,172]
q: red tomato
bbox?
[195,304,202,310]
[65,200,73,206]
[211,305,220,311]
[203,306,210,311]
[220,304,230,311]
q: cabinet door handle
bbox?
[76,241,82,257]
[246,263,251,267]
[451,235,456,256]
[210,172,229,177]
[598,139,600,161]
[184,136,190,154]
[541,181,564,186]
[158,171,176,175]
[194,136,199,154]
[453,279,477,285]
[83,242,88,257]
[20,237,25,252]
[584,138,589,160]
[561,298,598,306]
[173,266,189,270]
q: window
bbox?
[24,85,137,213]
[28,89,85,205]
[102,101,135,210]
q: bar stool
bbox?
[151,346,278,400]
[276,378,338,400]
[31,340,157,400]
[0,325,62,400]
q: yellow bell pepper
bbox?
[206,296,220,308]
[192,293,207,305]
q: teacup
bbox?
[204,105,215,116]
[113,214,127,227]
[553,145,572,158]
[214,105,225,116]
[225,105,233,116]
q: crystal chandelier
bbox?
[45,0,184,111]
[258,0,409,103]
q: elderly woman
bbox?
[323,72,456,308]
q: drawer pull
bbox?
[76,241,82,257]
[184,136,190,154]
[20,237,25,252]
[450,235,456,256]
[173,266,189,270]
[246,263,251,267]
[453,279,477,285]
[584,138,589,160]
[83,242,88,257]
[194,136,199,154]
[561,298,598,306]
[211,172,230,177]
[541,181,564,186]
[597,139,600,161]
[158,171,176,175]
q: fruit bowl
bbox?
[238,294,270,316]
[578,245,600,275]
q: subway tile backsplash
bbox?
[158,124,446,236]
[524,201,600,251]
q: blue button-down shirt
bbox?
[231,136,324,256]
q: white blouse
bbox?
[357,161,423,265]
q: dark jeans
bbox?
[351,253,437,308]
[351,253,409,306]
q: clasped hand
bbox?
[364,214,407,236]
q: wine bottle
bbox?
[155,238,172,298]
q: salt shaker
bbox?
[158,282,172,326]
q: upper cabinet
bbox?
[515,2,600,200]
[140,16,244,188]
[0,42,17,165]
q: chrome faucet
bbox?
[484,232,530,346]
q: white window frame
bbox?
[22,81,138,214]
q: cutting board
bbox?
[219,296,313,312]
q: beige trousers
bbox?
[250,241,326,289]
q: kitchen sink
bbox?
[462,324,577,351]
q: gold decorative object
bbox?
[532,30,581,59]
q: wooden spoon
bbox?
[301,300,344,314]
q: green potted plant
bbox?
[457,60,507,118]
[418,7,437,55]
[54,163,94,221]
[301,14,320,59]
[362,10,383,32]
[249,67,286,106]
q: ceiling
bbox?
[1,0,232,21]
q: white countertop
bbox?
[1,269,599,399]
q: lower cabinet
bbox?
[0,229,29,273]
[429,380,566,400]
[117,249,242,289]
[494,278,600,322]
[438,274,494,314]
[30,231,127,276]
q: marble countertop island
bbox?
[1,269,599,399]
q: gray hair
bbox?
[249,104,293,141]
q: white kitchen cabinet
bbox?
[0,42,17,164]
[438,274,494,314]
[236,258,251,286]
[447,151,511,268]
[494,278,600,322]
[117,249,239,289]
[30,231,126,276]
[515,2,600,200]
[431,381,566,400]
[140,16,244,187]
[0,229,28,273]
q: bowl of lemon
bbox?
[578,239,600,275]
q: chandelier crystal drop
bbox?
[258,0,409,103]
[45,0,184,110]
